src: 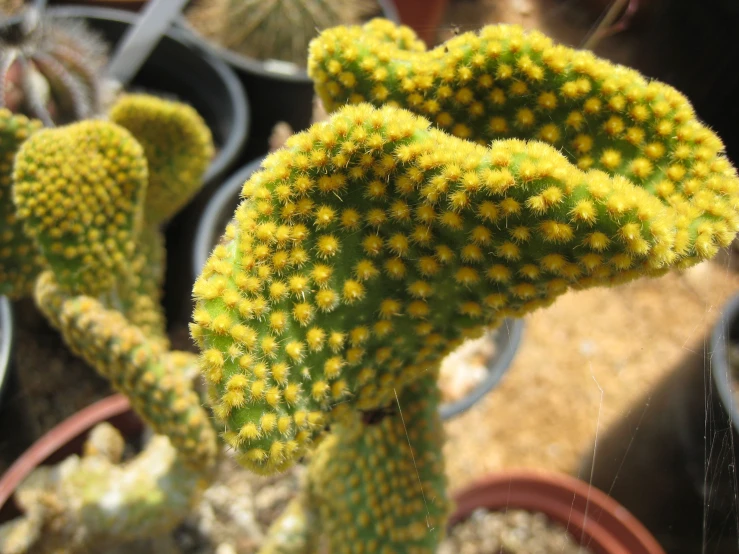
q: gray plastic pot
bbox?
[192,159,525,420]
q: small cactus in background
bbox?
[0,13,109,126]
[186,0,376,67]
[0,93,218,552]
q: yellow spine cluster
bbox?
[192,103,739,475]
[0,109,44,298]
[109,94,214,225]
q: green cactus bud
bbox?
[308,373,449,554]
[35,271,218,471]
[186,0,373,67]
[109,94,215,225]
[0,108,43,298]
[0,15,108,126]
[12,119,147,297]
[192,103,739,474]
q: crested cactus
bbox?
[309,21,732,198]
[190,22,739,553]
[0,13,109,126]
[10,108,218,469]
[13,119,147,298]
[192,102,738,476]
[186,0,374,67]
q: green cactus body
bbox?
[186,0,372,67]
[191,102,739,475]
[35,271,218,471]
[1,16,108,126]
[12,119,147,297]
[308,373,449,554]
[109,94,215,225]
[0,108,43,298]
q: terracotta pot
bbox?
[0,394,141,523]
[449,470,665,554]
[393,0,449,46]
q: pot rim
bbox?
[449,470,666,554]
[172,0,400,85]
[40,5,250,187]
[192,158,525,420]
[0,394,132,516]
[709,292,739,432]
[0,297,12,403]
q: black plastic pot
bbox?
[192,159,525,420]
[683,293,739,518]
[174,1,400,164]
[0,298,12,407]
[0,297,37,464]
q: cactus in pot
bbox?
[0,8,110,127]
[2,18,739,554]
[185,0,376,67]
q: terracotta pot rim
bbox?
[0,393,131,512]
[450,469,665,554]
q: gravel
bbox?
[438,508,595,554]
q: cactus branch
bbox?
[192,100,739,476]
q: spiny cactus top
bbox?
[0,14,108,126]
[192,97,739,475]
[12,119,146,297]
[310,22,734,203]
[109,94,215,225]
[0,108,43,297]
[186,0,374,67]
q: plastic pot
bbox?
[0,298,12,407]
[174,1,400,164]
[192,158,525,420]
[0,394,140,524]
[674,292,739,522]
[449,470,666,554]
[393,0,449,46]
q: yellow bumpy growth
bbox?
[192,103,739,474]
[310,21,733,188]
[109,94,214,225]
[0,108,44,298]
[13,120,147,296]
[36,271,218,470]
